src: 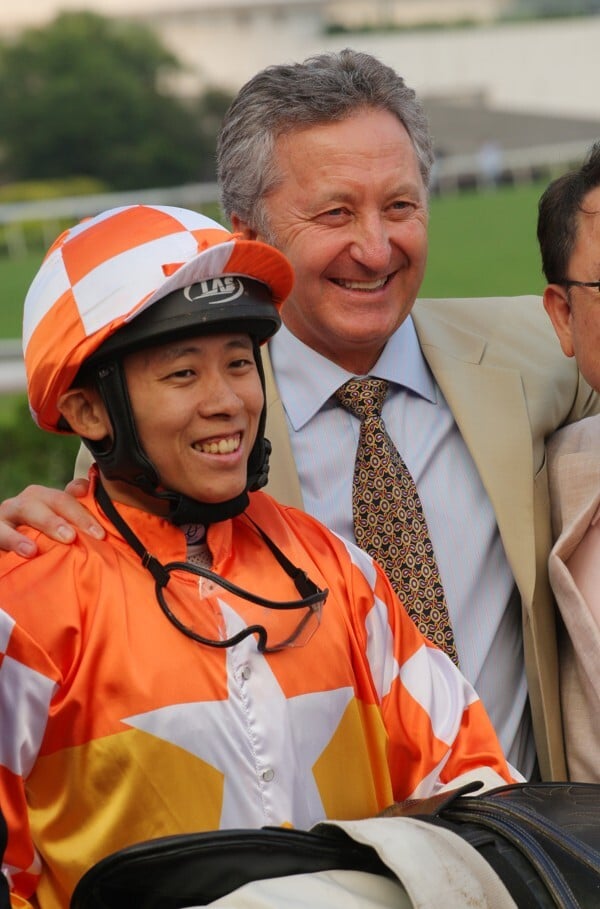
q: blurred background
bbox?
[1,0,599,493]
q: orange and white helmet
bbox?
[24,204,293,433]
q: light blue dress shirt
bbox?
[269,319,535,778]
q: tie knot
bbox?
[335,377,389,420]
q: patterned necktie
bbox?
[335,377,459,666]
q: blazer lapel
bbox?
[412,304,537,605]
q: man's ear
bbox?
[230,213,258,241]
[57,387,112,440]
[543,284,575,358]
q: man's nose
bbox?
[349,216,393,271]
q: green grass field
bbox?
[421,180,545,298]
[0,180,546,340]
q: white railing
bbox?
[0,182,220,226]
[0,341,26,394]
[0,139,592,230]
[432,139,592,192]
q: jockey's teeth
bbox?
[198,437,239,454]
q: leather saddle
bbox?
[70,782,600,909]
[421,781,600,908]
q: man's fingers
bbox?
[0,526,39,558]
[0,485,105,556]
[64,477,91,498]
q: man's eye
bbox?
[318,207,349,220]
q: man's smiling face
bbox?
[261,107,429,374]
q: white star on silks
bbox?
[123,601,354,829]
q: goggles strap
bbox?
[94,481,328,651]
[96,480,169,587]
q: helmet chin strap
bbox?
[152,486,250,526]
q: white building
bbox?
[0,1,514,34]
[1,1,599,120]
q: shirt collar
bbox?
[269,317,437,430]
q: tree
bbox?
[0,11,215,190]
[194,88,236,182]
[0,396,80,501]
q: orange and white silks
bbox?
[0,475,512,908]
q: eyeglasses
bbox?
[558,279,600,294]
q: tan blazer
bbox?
[547,416,600,781]
[76,295,599,779]
[264,296,600,781]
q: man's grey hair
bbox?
[217,48,434,237]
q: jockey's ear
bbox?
[57,386,113,441]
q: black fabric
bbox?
[70,826,393,909]
[70,783,600,909]
[0,805,9,909]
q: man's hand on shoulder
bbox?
[0,479,105,557]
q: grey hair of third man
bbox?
[537,140,600,284]
[217,48,435,239]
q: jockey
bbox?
[0,204,514,908]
